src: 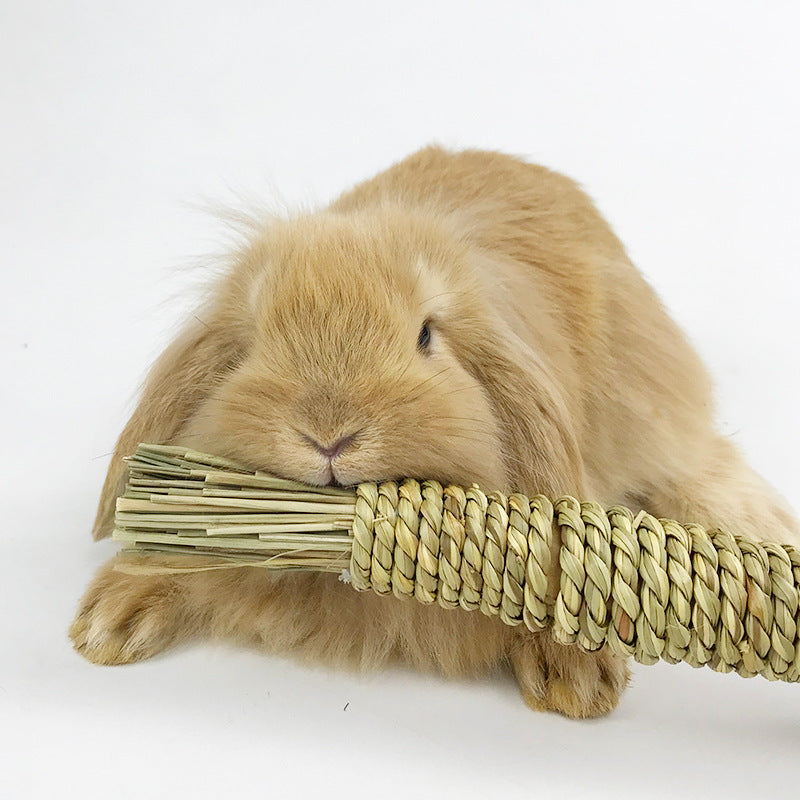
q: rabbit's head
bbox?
[94,206,583,538]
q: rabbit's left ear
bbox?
[455,321,586,499]
[91,311,244,540]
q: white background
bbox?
[2,2,799,798]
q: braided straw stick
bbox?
[114,444,800,683]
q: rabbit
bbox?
[70,146,800,718]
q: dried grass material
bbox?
[113,444,355,574]
[113,443,800,682]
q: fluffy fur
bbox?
[71,146,800,718]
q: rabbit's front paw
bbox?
[70,560,182,665]
[510,632,630,719]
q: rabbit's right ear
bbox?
[92,314,242,539]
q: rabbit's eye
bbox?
[417,320,432,353]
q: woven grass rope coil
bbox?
[113,444,800,683]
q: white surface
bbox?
[2,2,799,798]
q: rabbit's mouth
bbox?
[320,464,346,488]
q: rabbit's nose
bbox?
[308,433,356,460]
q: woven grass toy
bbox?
[113,443,800,683]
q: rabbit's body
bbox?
[71,147,799,717]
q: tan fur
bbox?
[71,146,800,718]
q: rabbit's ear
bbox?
[457,323,586,499]
[92,315,241,539]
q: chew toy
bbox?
[112,444,800,682]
